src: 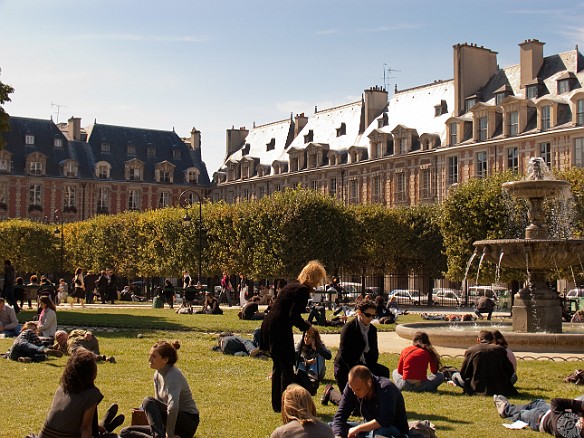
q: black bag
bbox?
[439,365,459,381]
[564,369,584,385]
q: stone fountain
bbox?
[396,158,584,352]
[474,157,584,333]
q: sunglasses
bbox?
[362,312,375,318]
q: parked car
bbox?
[388,289,427,305]
[467,285,508,301]
[566,288,584,300]
[432,288,462,306]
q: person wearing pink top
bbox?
[392,331,444,392]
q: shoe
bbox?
[44,348,64,358]
[107,356,116,363]
[18,357,32,363]
[249,348,262,357]
[321,384,333,405]
[494,394,509,418]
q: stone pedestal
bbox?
[512,294,562,333]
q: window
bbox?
[186,169,198,184]
[447,156,458,185]
[507,147,519,172]
[558,80,571,94]
[478,117,488,141]
[476,151,488,178]
[0,181,6,204]
[64,161,77,177]
[420,169,431,199]
[311,180,318,191]
[449,123,457,146]
[127,145,136,156]
[129,168,141,181]
[329,177,337,197]
[266,138,275,151]
[349,180,359,204]
[242,189,249,201]
[577,99,584,126]
[97,163,109,179]
[575,138,584,167]
[372,175,382,202]
[539,142,551,167]
[308,153,318,168]
[336,123,346,137]
[97,188,109,211]
[148,147,156,158]
[374,142,383,159]
[495,93,506,105]
[290,157,299,172]
[29,161,43,175]
[25,134,35,145]
[0,157,9,172]
[172,149,181,160]
[101,143,110,153]
[159,170,171,183]
[54,138,63,148]
[508,111,519,137]
[396,173,406,202]
[465,98,478,113]
[158,192,170,208]
[29,184,41,206]
[541,105,551,131]
[128,190,140,211]
[275,184,281,192]
[527,85,538,99]
[64,186,76,208]
[397,139,405,154]
[304,130,314,143]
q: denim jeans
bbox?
[345,421,403,438]
[392,369,445,392]
[503,399,550,431]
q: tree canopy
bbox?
[0,69,14,149]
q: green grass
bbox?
[3,307,583,437]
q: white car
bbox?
[388,289,425,305]
[432,288,462,306]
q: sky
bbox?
[1,0,584,174]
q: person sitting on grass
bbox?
[270,384,334,438]
[239,295,265,320]
[0,297,21,337]
[494,395,584,437]
[293,327,331,395]
[392,331,444,393]
[32,349,124,438]
[196,291,223,314]
[120,340,199,438]
[37,296,58,341]
[7,321,63,363]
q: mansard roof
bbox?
[85,123,210,184]
[2,116,76,177]
[361,79,455,145]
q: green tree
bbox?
[0,69,14,149]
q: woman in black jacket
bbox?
[333,301,389,393]
[260,260,327,412]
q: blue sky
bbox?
[1,0,583,173]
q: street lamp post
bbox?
[53,209,64,275]
[179,190,203,284]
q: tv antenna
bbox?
[383,63,401,91]
[51,102,68,124]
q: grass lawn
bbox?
[3,306,584,437]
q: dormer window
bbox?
[129,168,141,181]
[63,161,78,178]
[558,79,571,94]
[434,100,448,116]
[54,138,63,148]
[541,105,551,131]
[336,123,346,137]
[449,122,458,145]
[495,93,505,105]
[127,144,136,156]
[0,151,11,173]
[172,149,181,160]
[242,144,250,156]
[155,161,175,183]
[25,134,35,145]
[526,85,539,99]
[185,168,199,184]
[147,147,156,158]
[29,161,43,175]
[378,114,388,128]
[478,117,488,141]
[304,130,314,143]
[101,143,110,153]
[96,161,111,179]
[266,138,275,151]
[577,99,584,126]
[465,97,478,113]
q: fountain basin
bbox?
[396,321,584,353]
[473,239,584,270]
[502,179,571,198]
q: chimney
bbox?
[363,86,388,132]
[453,43,498,115]
[519,39,544,89]
[67,116,81,141]
[294,113,308,137]
[225,126,249,157]
[190,127,201,150]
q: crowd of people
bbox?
[3,258,584,437]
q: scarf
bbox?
[357,317,370,364]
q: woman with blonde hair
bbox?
[270,384,334,438]
[260,260,327,412]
